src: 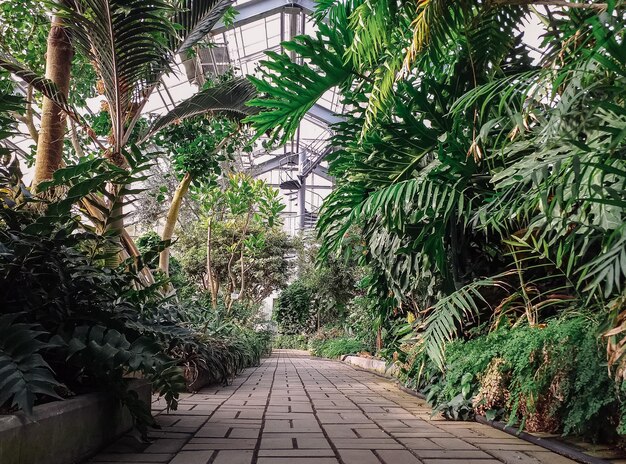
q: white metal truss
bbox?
[152,0,342,235]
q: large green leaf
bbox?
[0,315,62,415]
[246,18,355,144]
[143,77,258,140]
[173,0,235,54]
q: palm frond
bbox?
[403,0,467,73]
[61,0,176,151]
[246,20,354,144]
[143,77,257,140]
[361,53,403,137]
[345,0,393,69]
[173,0,235,54]
[416,274,513,369]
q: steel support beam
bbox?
[212,0,316,35]
[308,104,344,126]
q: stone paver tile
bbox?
[229,427,261,439]
[412,449,493,459]
[331,438,404,450]
[391,431,453,438]
[183,438,257,450]
[397,437,442,449]
[259,449,336,457]
[375,419,411,428]
[466,425,517,439]
[337,449,381,464]
[264,419,322,433]
[375,450,422,464]
[261,435,331,449]
[472,441,546,452]
[353,427,390,438]
[212,450,254,464]
[168,450,214,464]
[142,438,187,454]
[430,437,479,450]
[257,458,339,464]
[194,425,230,438]
[317,412,371,424]
[487,450,546,464]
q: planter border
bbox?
[0,379,150,464]
[342,355,611,464]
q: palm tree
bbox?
[0,0,258,271]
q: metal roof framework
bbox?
[151,0,342,234]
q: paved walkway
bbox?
[90,350,576,464]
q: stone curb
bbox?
[0,379,151,464]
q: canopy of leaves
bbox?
[248,0,626,372]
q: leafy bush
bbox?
[309,337,365,359]
[272,334,309,350]
[274,280,313,334]
[400,316,620,440]
[0,159,271,430]
[0,171,186,425]
[345,296,378,351]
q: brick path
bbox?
[89,350,576,464]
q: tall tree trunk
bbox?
[159,172,193,275]
[226,210,252,314]
[206,217,219,309]
[34,15,73,186]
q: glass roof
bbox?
[158,0,340,234]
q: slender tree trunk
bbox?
[13,86,39,145]
[34,15,73,186]
[206,217,219,309]
[159,172,193,275]
[226,210,252,313]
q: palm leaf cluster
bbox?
[247,0,626,368]
[1,0,256,160]
[0,0,263,421]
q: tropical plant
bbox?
[274,280,313,335]
[309,337,365,359]
[0,157,186,428]
[175,219,294,308]
[0,0,259,271]
[247,0,626,375]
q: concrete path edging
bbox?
[0,379,150,464]
[341,355,398,377]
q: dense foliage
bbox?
[248,0,626,440]
[309,337,365,359]
[274,280,313,334]
[399,315,621,440]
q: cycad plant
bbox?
[246,0,625,369]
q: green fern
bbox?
[0,315,62,415]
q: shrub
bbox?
[273,334,309,350]
[310,337,365,359]
[274,280,313,334]
[0,162,272,431]
[402,316,620,440]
